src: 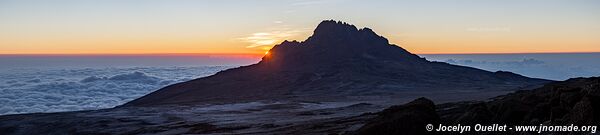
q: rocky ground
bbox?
[356,77,599,135]
[0,89,509,135]
[0,100,380,135]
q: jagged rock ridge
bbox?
[123,20,549,106]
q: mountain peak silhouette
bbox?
[123,20,549,107]
[261,20,412,68]
[312,20,359,38]
[308,20,389,46]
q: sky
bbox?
[1,0,599,55]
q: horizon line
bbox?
[416,51,600,55]
[0,53,266,57]
[1,51,599,56]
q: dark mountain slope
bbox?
[354,77,599,135]
[123,20,549,107]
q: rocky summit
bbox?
[123,20,549,107]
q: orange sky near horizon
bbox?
[1,0,599,55]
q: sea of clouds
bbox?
[422,53,600,81]
[1,53,599,115]
[0,66,231,115]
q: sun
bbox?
[264,51,269,55]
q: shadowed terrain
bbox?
[124,20,549,107]
[0,77,595,135]
[354,77,599,135]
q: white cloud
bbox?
[290,0,348,7]
[0,66,231,115]
[291,0,330,6]
[239,25,310,49]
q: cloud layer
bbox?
[0,66,230,115]
[421,53,600,80]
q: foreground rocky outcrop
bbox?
[124,20,548,107]
[440,77,599,127]
[354,77,599,135]
[355,98,439,135]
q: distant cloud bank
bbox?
[423,53,600,80]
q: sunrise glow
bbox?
[1,0,599,55]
